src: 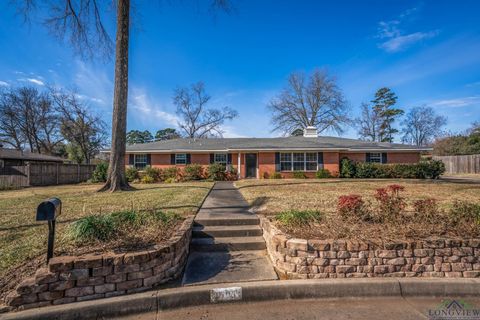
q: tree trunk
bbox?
[99,0,131,192]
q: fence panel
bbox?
[433,154,480,174]
[0,163,96,188]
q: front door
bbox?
[245,153,257,178]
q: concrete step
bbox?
[190,236,266,252]
[192,225,263,238]
[194,216,260,226]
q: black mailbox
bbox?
[36,198,62,263]
[36,198,62,221]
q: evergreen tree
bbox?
[371,87,404,142]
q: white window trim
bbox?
[280,152,318,172]
[175,153,187,165]
[134,154,147,169]
[214,153,227,165]
[369,152,382,163]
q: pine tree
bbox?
[371,87,404,142]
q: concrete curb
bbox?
[2,278,480,320]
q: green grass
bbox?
[0,182,213,277]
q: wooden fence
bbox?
[433,154,480,174]
[0,163,96,189]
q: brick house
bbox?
[123,128,428,179]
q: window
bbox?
[369,153,382,163]
[214,153,227,164]
[280,153,292,171]
[175,153,187,165]
[280,152,318,171]
[134,154,147,169]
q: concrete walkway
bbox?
[182,181,277,285]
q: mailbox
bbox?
[36,198,62,263]
[36,198,62,221]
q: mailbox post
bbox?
[36,198,62,263]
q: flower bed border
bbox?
[5,216,194,311]
[260,216,480,280]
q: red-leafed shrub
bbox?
[413,198,438,221]
[374,184,406,221]
[337,194,372,221]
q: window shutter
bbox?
[210,153,214,164]
[146,154,151,166]
[227,153,232,165]
[129,154,134,165]
[318,152,324,169]
[186,154,191,164]
[170,154,175,165]
[382,153,387,164]
[366,153,371,163]
[275,152,280,172]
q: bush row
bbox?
[340,158,445,179]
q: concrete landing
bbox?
[182,181,278,286]
[182,250,278,286]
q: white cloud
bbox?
[221,125,248,138]
[429,96,480,108]
[380,31,439,52]
[130,88,180,128]
[74,61,112,107]
[17,77,45,86]
[0,81,9,86]
[377,7,438,53]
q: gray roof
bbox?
[0,148,65,162]
[122,137,428,153]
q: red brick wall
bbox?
[324,152,340,176]
[387,152,420,163]
[258,152,276,179]
[191,154,210,165]
[339,153,366,162]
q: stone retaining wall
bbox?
[5,216,194,311]
[260,216,480,279]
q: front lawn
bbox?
[236,179,480,241]
[0,182,213,299]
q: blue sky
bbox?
[0,0,479,140]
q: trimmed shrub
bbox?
[448,201,480,226]
[91,162,108,183]
[276,210,322,227]
[162,167,179,181]
[355,162,387,178]
[315,168,331,179]
[207,163,227,181]
[293,171,307,179]
[374,184,406,221]
[270,172,282,179]
[141,175,155,184]
[143,166,161,182]
[413,198,438,221]
[225,166,238,181]
[337,194,372,221]
[125,167,139,182]
[340,158,355,178]
[184,164,204,181]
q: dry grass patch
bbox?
[236,179,480,241]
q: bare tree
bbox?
[356,103,380,141]
[14,0,233,191]
[0,87,62,153]
[268,69,349,136]
[401,106,447,146]
[52,89,108,163]
[174,82,238,138]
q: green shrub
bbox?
[207,163,227,181]
[143,166,161,182]
[416,160,445,179]
[164,177,176,183]
[69,214,116,241]
[91,162,108,183]
[162,167,179,181]
[293,171,307,179]
[315,168,331,179]
[184,164,204,181]
[340,158,355,178]
[448,201,480,226]
[125,167,139,182]
[276,210,322,227]
[270,172,282,179]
